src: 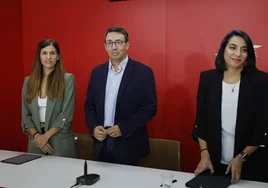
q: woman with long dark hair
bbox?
[22,39,76,157]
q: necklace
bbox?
[230,81,240,92]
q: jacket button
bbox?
[63,118,65,121]
[265,133,267,136]
[195,125,197,128]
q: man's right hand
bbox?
[93,126,107,142]
[194,150,215,176]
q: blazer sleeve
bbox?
[192,72,209,142]
[21,77,36,134]
[118,66,157,137]
[50,73,75,133]
[84,69,98,133]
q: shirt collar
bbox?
[108,56,129,72]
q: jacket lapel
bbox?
[116,58,134,107]
[234,73,252,154]
[100,63,109,125]
[210,71,223,152]
[44,98,56,131]
[31,96,41,132]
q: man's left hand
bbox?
[107,125,122,138]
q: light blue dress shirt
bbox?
[104,56,128,127]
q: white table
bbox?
[0,150,267,188]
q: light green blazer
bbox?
[21,73,76,158]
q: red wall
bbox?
[6,0,265,172]
[0,0,25,151]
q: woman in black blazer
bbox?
[192,30,268,183]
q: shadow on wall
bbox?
[162,52,213,172]
[145,53,166,139]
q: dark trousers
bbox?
[99,127,115,163]
[98,136,137,166]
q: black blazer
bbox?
[193,68,268,182]
[84,58,157,164]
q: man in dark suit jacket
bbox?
[84,27,157,165]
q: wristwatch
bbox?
[240,151,248,161]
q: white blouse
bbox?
[38,96,47,123]
[221,81,240,164]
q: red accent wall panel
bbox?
[0,0,25,151]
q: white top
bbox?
[38,96,47,123]
[0,150,267,188]
[221,81,240,164]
